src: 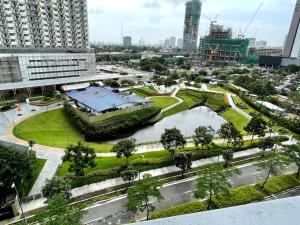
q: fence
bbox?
[0,140,28,152]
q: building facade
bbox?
[283,0,300,58]
[0,0,97,93]
[0,0,89,49]
[183,0,202,53]
[123,36,132,48]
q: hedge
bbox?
[64,103,161,141]
[257,174,300,195]
[150,201,207,220]
[212,185,265,208]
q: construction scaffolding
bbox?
[199,22,250,66]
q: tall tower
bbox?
[283,0,300,58]
[183,0,202,53]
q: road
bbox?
[81,163,298,225]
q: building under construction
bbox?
[199,22,249,66]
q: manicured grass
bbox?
[221,108,249,134]
[20,158,46,197]
[149,97,179,109]
[15,109,114,153]
[208,85,233,94]
[129,86,158,97]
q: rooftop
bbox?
[67,86,149,113]
[130,197,300,225]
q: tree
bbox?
[222,149,234,168]
[193,126,215,150]
[35,194,85,225]
[28,140,35,151]
[258,137,276,157]
[63,142,96,177]
[194,166,237,209]
[256,150,289,190]
[42,176,72,200]
[121,169,139,187]
[0,145,35,207]
[218,122,243,146]
[126,174,163,220]
[284,144,300,179]
[174,152,193,177]
[113,139,136,167]
[161,128,186,158]
[244,117,267,142]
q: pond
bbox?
[107,106,227,144]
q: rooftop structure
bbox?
[199,22,249,66]
[183,0,202,53]
[256,100,285,115]
[130,197,300,225]
[67,86,150,114]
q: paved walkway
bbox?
[226,93,252,120]
[19,146,264,214]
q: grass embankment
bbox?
[149,97,179,110]
[129,86,158,97]
[162,89,226,118]
[15,109,114,153]
[20,158,46,197]
[58,140,260,188]
[150,174,300,220]
[207,85,233,94]
[220,109,249,134]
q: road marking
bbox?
[83,217,104,225]
[84,195,127,210]
[184,190,193,194]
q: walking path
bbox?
[19,146,266,214]
[226,93,253,120]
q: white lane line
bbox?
[84,195,127,210]
[184,190,193,194]
[83,217,104,225]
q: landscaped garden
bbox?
[129,86,158,97]
[148,97,179,109]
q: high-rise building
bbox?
[183,0,202,53]
[177,38,183,49]
[247,38,256,47]
[0,0,97,94]
[139,38,145,47]
[123,36,132,47]
[283,0,300,58]
[164,38,170,49]
[256,40,267,48]
[170,37,176,49]
[0,0,89,48]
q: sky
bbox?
[87,0,296,47]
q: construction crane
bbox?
[239,2,263,38]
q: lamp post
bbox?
[12,183,27,224]
[139,154,145,180]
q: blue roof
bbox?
[67,86,149,113]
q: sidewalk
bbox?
[20,146,263,214]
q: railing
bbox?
[0,140,28,152]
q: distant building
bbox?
[255,40,268,47]
[183,0,202,53]
[123,36,132,47]
[283,0,300,58]
[164,38,171,49]
[254,47,283,57]
[247,38,256,47]
[139,38,145,47]
[177,38,184,49]
[170,37,176,49]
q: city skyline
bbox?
[87,0,297,47]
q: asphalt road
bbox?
[81,163,298,225]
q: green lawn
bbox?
[221,108,249,134]
[207,85,233,94]
[20,158,46,197]
[149,97,179,109]
[15,109,114,153]
[128,86,158,97]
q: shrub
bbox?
[257,174,300,195]
[212,185,265,208]
[150,201,207,220]
[64,103,161,141]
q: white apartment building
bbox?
[0,0,99,94]
[0,0,89,48]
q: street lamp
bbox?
[11,183,27,224]
[139,154,145,180]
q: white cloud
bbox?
[87,0,297,46]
